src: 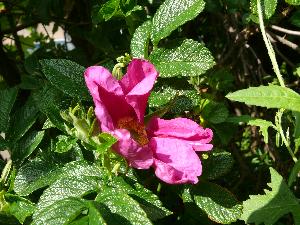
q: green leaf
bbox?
[151,0,205,45]
[14,159,62,196]
[201,150,234,180]
[226,85,300,112]
[130,20,152,58]
[95,188,152,225]
[149,81,200,114]
[7,97,39,142]
[248,119,275,143]
[150,39,215,77]
[202,101,229,124]
[39,59,90,100]
[68,216,89,225]
[94,133,117,153]
[99,0,120,21]
[33,84,69,131]
[286,0,300,5]
[32,163,104,225]
[32,197,87,225]
[5,194,36,224]
[111,176,171,221]
[11,130,45,163]
[241,168,300,225]
[87,202,106,225]
[14,160,99,196]
[55,135,78,153]
[183,182,243,224]
[0,135,8,151]
[290,11,300,27]
[0,87,18,132]
[288,159,300,186]
[250,0,277,22]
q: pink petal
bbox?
[150,137,202,184]
[112,129,153,169]
[84,66,135,131]
[147,117,213,151]
[120,59,159,122]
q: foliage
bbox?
[0,0,300,224]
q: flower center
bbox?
[117,117,149,146]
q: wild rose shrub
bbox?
[0,0,300,225]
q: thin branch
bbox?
[270,25,300,36]
[268,30,300,53]
[0,21,38,35]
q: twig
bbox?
[271,25,300,36]
[268,30,300,53]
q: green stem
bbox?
[257,0,298,162]
[0,160,12,189]
[257,0,285,87]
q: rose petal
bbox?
[112,129,153,169]
[120,59,159,122]
[84,66,135,130]
[147,117,213,151]
[150,137,202,184]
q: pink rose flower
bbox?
[84,59,213,184]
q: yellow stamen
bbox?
[118,117,149,146]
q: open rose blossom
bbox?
[84,59,213,184]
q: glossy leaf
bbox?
[95,188,152,225]
[226,85,300,112]
[183,182,243,224]
[241,168,300,225]
[0,87,18,132]
[11,130,45,163]
[40,59,90,100]
[202,101,229,124]
[250,0,277,21]
[55,135,78,153]
[5,194,35,224]
[7,97,39,142]
[201,150,234,180]
[130,20,152,58]
[151,0,205,45]
[150,39,215,77]
[32,197,87,225]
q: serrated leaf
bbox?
[111,176,171,221]
[14,160,99,196]
[226,85,300,112]
[150,39,215,77]
[32,164,104,225]
[7,97,39,142]
[95,188,152,225]
[286,0,300,5]
[184,182,243,224]
[11,130,44,163]
[149,83,200,114]
[151,0,205,44]
[99,0,121,21]
[241,168,300,225]
[14,159,62,196]
[32,197,87,225]
[0,87,18,132]
[131,20,152,58]
[95,133,117,153]
[33,84,69,131]
[39,59,90,100]
[5,194,35,224]
[248,119,275,143]
[202,101,229,124]
[201,150,234,180]
[250,0,277,22]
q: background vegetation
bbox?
[0,0,300,224]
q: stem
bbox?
[257,0,298,162]
[257,0,285,87]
